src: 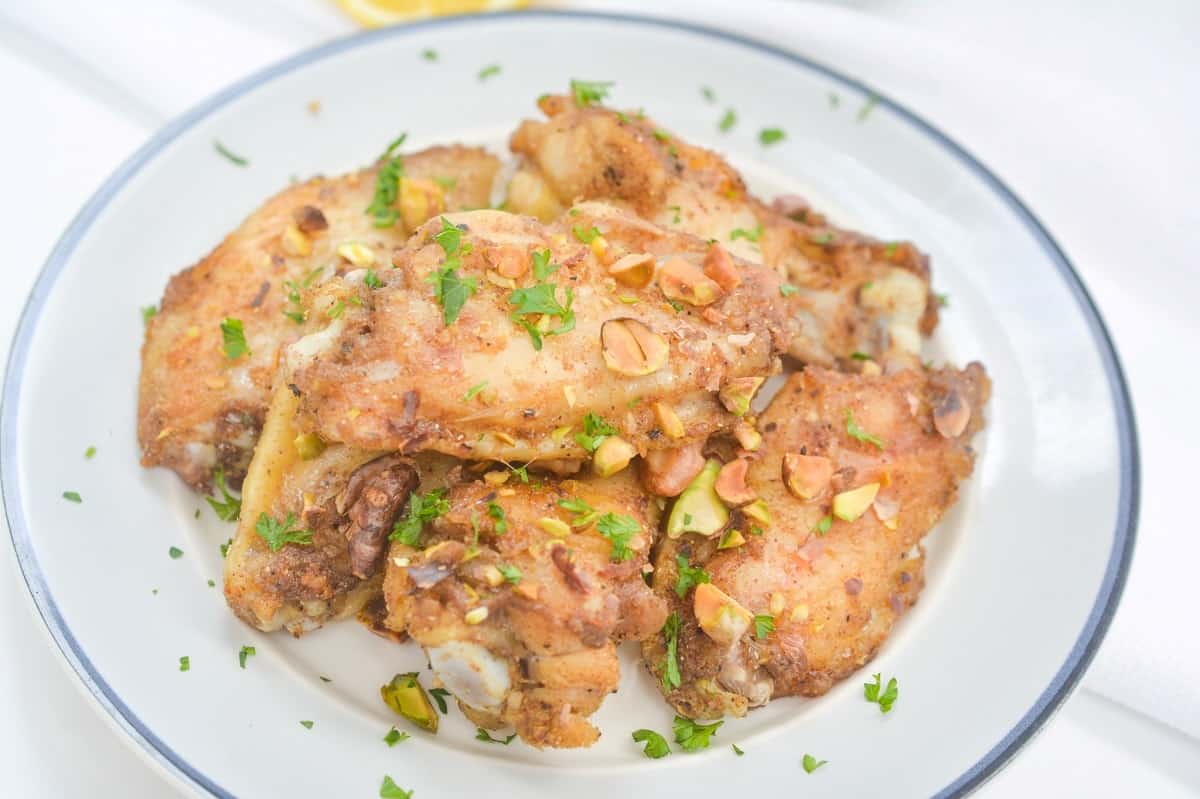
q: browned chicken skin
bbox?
[285,201,790,465]
[139,145,502,491]
[509,94,937,369]
[643,364,989,719]
[381,468,667,748]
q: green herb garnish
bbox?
[168,546,183,559]
[814,514,833,535]
[759,128,786,146]
[62,491,81,503]
[220,317,249,360]
[864,672,899,712]
[661,612,681,690]
[779,283,798,297]
[595,513,639,562]
[389,489,449,546]
[213,140,248,166]
[475,728,517,745]
[718,109,737,132]
[486,501,508,534]
[461,381,489,402]
[803,753,828,773]
[383,727,410,746]
[478,64,501,81]
[206,468,241,522]
[141,305,158,326]
[632,729,671,759]
[845,409,885,450]
[570,79,613,107]
[299,720,314,730]
[673,715,723,751]
[574,412,617,453]
[753,614,776,639]
[178,656,190,672]
[497,563,522,584]
[364,269,382,289]
[379,776,412,799]
[365,133,406,228]
[674,554,710,598]
[730,224,763,243]
[254,512,313,552]
[238,645,255,669]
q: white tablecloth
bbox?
[1,1,1197,795]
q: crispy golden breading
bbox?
[381,469,667,748]
[509,94,936,368]
[139,146,502,491]
[285,202,790,465]
[223,377,459,635]
[643,364,989,719]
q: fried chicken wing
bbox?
[223,380,456,634]
[643,363,989,718]
[509,94,937,369]
[139,145,502,491]
[284,201,789,466]
[380,468,667,748]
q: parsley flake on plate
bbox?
[732,743,745,756]
[632,728,671,759]
[759,127,786,146]
[864,672,899,713]
[206,467,242,522]
[220,317,249,360]
[254,512,313,552]
[141,305,157,326]
[595,513,639,562]
[84,446,96,459]
[802,753,828,773]
[701,85,716,103]
[845,409,885,450]
[299,720,314,730]
[168,546,183,559]
[478,64,501,81]
[857,93,880,123]
[62,491,81,503]
[718,109,737,132]
[475,727,517,745]
[429,687,451,714]
[383,727,410,746]
[213,140,248,166]
[379,775,412,799]
[178,656,190,672]
[238,645,256,669]
[673,715,723,751]
[421,48,437,62]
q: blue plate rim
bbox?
[0,9,1139,798]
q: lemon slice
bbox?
[336,0,530,28]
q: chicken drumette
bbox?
[642,363,989,719]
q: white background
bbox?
[1,0,1197,795]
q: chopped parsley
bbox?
[558,496,597,527]
[299,720,314,730]
[508,281,574,350]
[753,614,776,639]
[732,743,745,756]
[326,299,346,319]
[810,232,835,246]
[379,776,412,799]
[779,283,799,297]
[169,546,183,559]
[936,292,949,307]
[220,538,232,558]
[828,91,841,109]
[178,656,190,672]
[206,468,241,522]
[213,140,248,166]
[319,676,332,683]
[857,93,880,123]
[661,612,682,691]
[884,242,899,257]
[701,85,716,102]
[62,491,81,503]
[570,79,613,107]
[486,501,508,534]
[475,728,517,745]
[652,129,671,142]
[574,412,617,453]
[572,225,602,244]
[730,224,763,243]
[759,127,786,146]
[530,248,559,281]
[429,687,451,714]
[141,305,158,326]
[364,269,382,289]
[802,753,828,773]
[674,554,710,598]
[718,108,737,132]
[673,715,723,751]
[365,133,407,228]
[632,729,671,759]
[461,381,489,402]
[478,64,501,81]
[595,513,639,562]
[84,446,96,459]
[238,645,255,669]
[850,351,871,361]
[428,218,477,325]
[845,409,885,450]
[220,318,249,360]
[383,727,410,746]
[668,204,682,224]
[389,488,449,546]
[254,512,313,552]
[497,563,522,584]
[864,672,899,713]
[814,514,833,535]
[421,48,437,61]
[207,579,215,587]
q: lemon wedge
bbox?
[336,0,530,28]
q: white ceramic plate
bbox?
[1,11,1137,798]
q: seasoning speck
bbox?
[169,546,183,559]
[62,491,82,503]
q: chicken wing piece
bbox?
[380,467,667,748]
[223,380,456,635]
[642,363,989,719]
[508,93,936,369]
[139,144,502,491]
[284,201,790,466]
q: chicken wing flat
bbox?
[223,380,457,635]
[284,201,790,466]
[509,93,936,369]
[139,144,501,491]
[642,363,989,719]
[380,468,667,748]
